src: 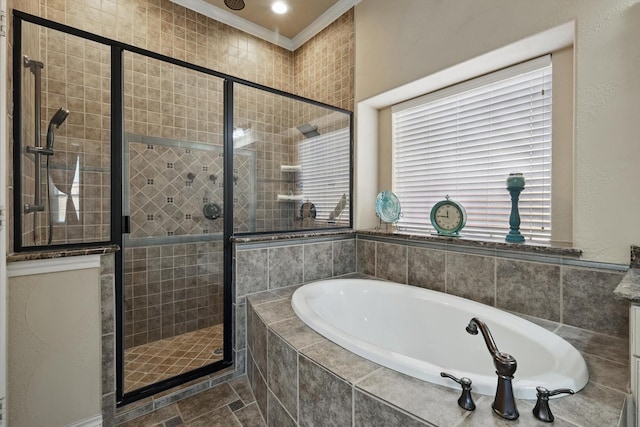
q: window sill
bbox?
[358,229,582,259]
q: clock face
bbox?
[430,199,466,235]
[434,204,462,231]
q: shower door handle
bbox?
[122,216,131,234]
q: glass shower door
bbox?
[121,51,227,395]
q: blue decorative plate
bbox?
[375,191,401,223]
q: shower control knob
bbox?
[532,386,574,422]
[440,372,475,411]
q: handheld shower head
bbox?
[46,107,69,150]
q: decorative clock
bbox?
[430,195,466,236]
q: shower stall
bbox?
[13,10,352,405]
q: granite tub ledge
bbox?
[231,229,354,243]
[247,284,629,427]
[614,268,640,302]
[7,244,120,263]
[359,229,583,258]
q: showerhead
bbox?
[224,0,245,10]
[46,107,69,150]
[297,123,320,139]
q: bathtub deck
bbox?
[246,283,630,427]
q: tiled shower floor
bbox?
[124,324,225,391]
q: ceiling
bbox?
[171,0,360,51]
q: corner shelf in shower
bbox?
[281,165,301,173]
[277,194,304,202]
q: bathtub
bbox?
[291,278,588,400]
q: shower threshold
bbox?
[124,324,224,392]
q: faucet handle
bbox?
[533,386,575,423]
[440,372,476,411]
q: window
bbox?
[392,56,552,242]
[299,127,350,224]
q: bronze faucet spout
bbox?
[466,317,519,420]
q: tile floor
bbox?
[118,376,266,426]
[125,324,225,392]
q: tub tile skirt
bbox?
[246,285,630,427]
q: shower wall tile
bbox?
[236,248,269,299]
[376,241,407,283]
[269,245,303,289]
[496,259,561,321]
[303,242,333,282]
[562,267,628,338]
[333,238,356,276]
[356,238,376,276]
[298,355,352,427]
[407,246,445,292]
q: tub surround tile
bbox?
[269,317,324,350]
[356,239,375,276]
[510,312,560,332]
[355,367,469,426]
[298,356,352,427]
[583,353,630,393]
[252,298,296,325]
[267,330,298,420]
[269,246,304,289]
[375,242,407,283]
[247,354,268,422]
[458,396,578,427]
[555,324,629,364]
[300,339,380,384]
[446,252,496,306]
[496,259,561,321]
[333,239,356,276]
[551,381,626,427]
[303,242,333,282]
[236,303,247,351]
[236,249,269,298]
[353,390,430,427]
[270,285,303,300]
[562,267,628,338]
[245,288,630,427]
[267,390,297,427]
[246,291,282,306]
[407,246,445,292]
[247,304,268,379]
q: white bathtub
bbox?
[291,278,588,400]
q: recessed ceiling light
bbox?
[271,1,288,14]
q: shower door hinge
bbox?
[0,10,6,38]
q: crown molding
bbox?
[170,0,360,51]
[291,0,361,50]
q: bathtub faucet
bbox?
[466,317,519,420]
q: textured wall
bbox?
[8,265,102,426]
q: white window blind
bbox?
[299,127,350,224]
[392,56,552,242]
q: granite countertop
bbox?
[247,281,629,427]
[7,244,120,263]
[614,268,640,302]
[231,229,354,243]
[359,229,583,258]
